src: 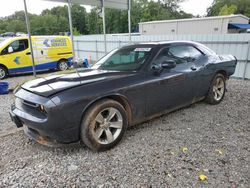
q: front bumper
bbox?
[10,107,63,146]
[9,106,23,128]
[23,125,78,147]
[10,105,80,145]
[10,88,81,145]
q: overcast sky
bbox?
[0,0,213,18]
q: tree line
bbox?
[0,0,191,35]
[0,0,249,35]
[208,0,250,17]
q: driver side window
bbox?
[152,45,203,69]
[154,48,172,66]
[1,39,29,55]
[153,47,185,67]
[168,45,203,63]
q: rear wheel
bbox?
[205,73,226,105]
[0,66,7,80]
[81,99,128,151]
[57,60,69,71]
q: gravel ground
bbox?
[0,76,249,187]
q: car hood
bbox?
[21,69,135,97]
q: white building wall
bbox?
[229,16,249,24]
[139,15,249,35]
[141,22,178,35]
[178,19,224,34]
[140,19,226,35]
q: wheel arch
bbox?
[58,58,69,62]
[205,70,227,104]
[215,70,228,79]
[81,94,133,126]
[206,70,228,98]
[0,64,9,74]
[58,58,69,65]
[57,58,70,70]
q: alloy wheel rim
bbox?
[93,107,123,145]
[213,77,225,101]
[0,68,5,79]
[59,62,68,71]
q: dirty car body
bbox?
[10,41,237,149]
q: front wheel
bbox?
[0,66,8,80]
[81,99,128,151]
[205,73,226,105]
[57,60,69,71]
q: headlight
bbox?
[39,104,47,114]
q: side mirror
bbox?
[8,46,14,53]
[161,60,176,69]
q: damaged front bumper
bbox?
[9,105,23,128]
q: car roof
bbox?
[136,40,201,46]
[121,41,203,48]
[120,40,215,56]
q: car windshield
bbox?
[92,46,152,71]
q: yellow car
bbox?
[0,36,73,79]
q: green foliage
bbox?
[6,20,26,33]
[87,8,103,34]
[41,5,88,35]
[72,5,89,34]
[160,0,185,10]
[73,27,81,36]
[0,11,27,33]
[0,0,193,35]
[219,4,237,15]
[208,0,250,18]
[30,14,68,35]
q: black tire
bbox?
[57,60,69,71]
[205,73,226,105]
[81,99,128,151]
[0,66,8,80]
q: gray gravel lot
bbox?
[0,75,249,187]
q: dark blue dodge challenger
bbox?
[10,41,237,151]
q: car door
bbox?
[1,39,31,73]
[168,44,210,100]
[187,45,213,98]
[145,44,204,117]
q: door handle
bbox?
[191,66,197,71]
[26,52,31,55]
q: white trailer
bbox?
[139,14,249,35]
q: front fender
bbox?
[80,93,133,125]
